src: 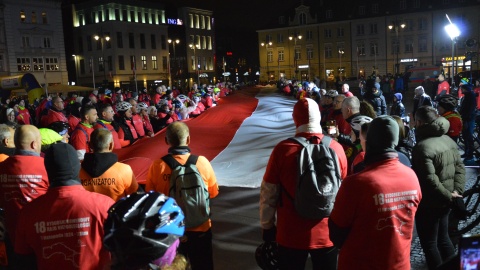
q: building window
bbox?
[325,45,332,58]
[163,56,168,71]
[140,55,147,70]
[96,39,102,50]
[32,58,43,71]
[418,18,427,30]
[115,9,120,20]
[201,15,205,29]
[161,35,166,50]
[399,0,406,9]
[22,36,30,48]
[42,12,47,24]
[359,6,365,15]
[130,10,135,22]
[357,43,366,56]
[392,40,400,54]
[202,36,206,49]
[279,16,286,25]
[277,33,283,43]
[294,47,301,60]
[413,0,420,8]
[122,9,127,22]
[130,55,136,71]
[152,56,157,70]
[206,16,211,30]
[138,12,142,23]
[306,30,313,40]
[337,28,344,37]
[370,43,378,55]
[116,32,123,48]
[140,34,146,49]
[357,24,365,35]
[207,36,212,50]
[195,14,199,28]
[418,37,427,52]
[299,13,306,25]
[326,10,332,19]
[98,56,104,71]
[372,4,379,13]
[98,11,103,22]
[151,35,156,49]
[20,11,26,22]
[324,29,332,38]
[80,59,85,74]
[118,55,125,70]
[189,14,194,28]
[278,50,284,61]
[17,57,31,71]
[267,50,273,63]
[107,56,112,71]
[307,47,313,60]
[45,57,58,71]
[129,33,134,48]
[31,12,37,23]
[405,40,413,53]
[87,35,92,51]
[43,37,51,48]
[370,23,378,34]
[266,34,273,43]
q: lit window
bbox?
[20,11,26,22]
[141,55,147,70]
[31,12,37,23]
[152,56,157,70]
[42,12,47,24]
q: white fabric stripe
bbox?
[211,88,296,188]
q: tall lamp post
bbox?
[338,49,345,79]
[168,39,180,88]
[261,41,272,82]
[94,31,110,87]
[445,14,461,90]
[189,43,200,85]
[289,33,302,79]
[388,20,406,75]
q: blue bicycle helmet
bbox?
[104,192,185,269]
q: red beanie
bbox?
[293,98,321,133]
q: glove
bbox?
[262,226,277,242]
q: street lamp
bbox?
[261,41,273,82]
[289,33,302,79]
[445,14,461,90]
[338,49,345,79]
[93,31,110,86]
[189,43,200,85]
[388,20,406,75]
[168,39,180,88]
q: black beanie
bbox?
[365,116,399,161]
[44,143,81,185]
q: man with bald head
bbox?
[0,124,15,161]
[0,125,49,255]
[79,129,139,201]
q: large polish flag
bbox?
[115,87,296,188]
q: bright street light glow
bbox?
[445,23,460,40]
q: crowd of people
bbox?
[0,82,228,269]
[258,73,480,269]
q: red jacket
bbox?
[41,109,68,128]
[131,114,145,137]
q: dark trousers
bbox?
[278,245,337,270]
[462,118,475,159]
[415,206,455,270]
[178,229,213,270]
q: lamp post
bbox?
[289,33,302,79]
[168,39,180,88]
[72,54,78,85]
[261,41,273,82]
[388,20,406,75]
[94,31,110,87]
[338,49,345,79]
[189,43,200,85]
[445,14,461,91]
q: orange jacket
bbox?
[80,162,138,202]
[145,153,219,232]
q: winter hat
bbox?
[44,143,80,183]
[393,93,403,102]
[324,90,338,98]
[293,98,321,133]
[365,115,399,161]
[6,108,13,117]
[374,82,381,90]
[105,89,112,96]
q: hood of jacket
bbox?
[415,116,450,142]
[81,152,118,178]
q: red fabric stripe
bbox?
[114,87,261,184]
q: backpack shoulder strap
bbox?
[161,154,181,169]
[74,125,89,143]
[320,135,332,147]
[97,121,107,129]
[288,136,310,147]
[185,154,199,166]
